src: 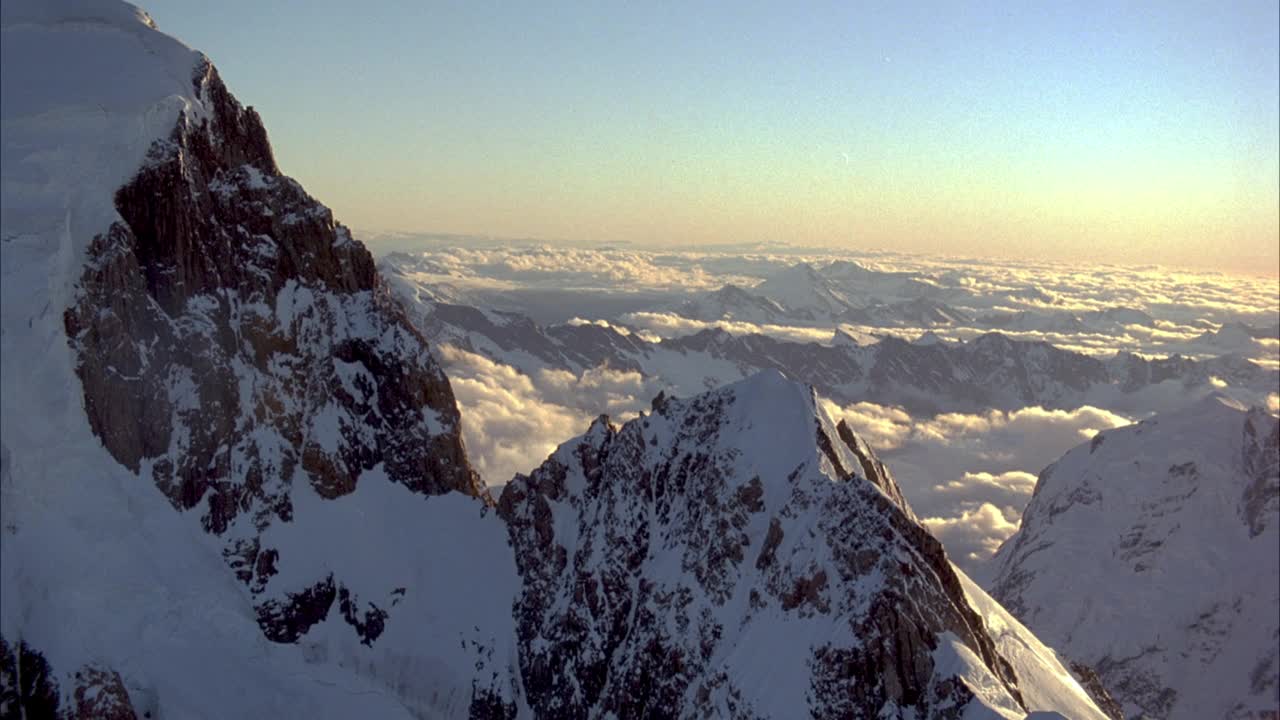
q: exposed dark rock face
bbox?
[255,575,338,644]
[62,60,483,644]
[0,637,61,720]
[66,666,137,720]
[0,638,137,720]
[1068,661,1126,720]
[498,374,1024,718]
[835,418,911,515]
[1241,408,1280,537]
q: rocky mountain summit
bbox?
[57,5,487,649]
[497,371,1111,719]
[989,394,1280,720]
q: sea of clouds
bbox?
[372,236,1279,573]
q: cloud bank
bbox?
[821,398,1132,571]
[381,243,1276,569]
[436,344,660,487]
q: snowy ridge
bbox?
[989,394,1280,720]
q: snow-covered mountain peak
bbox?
[1172,389,1252,421]
[497,370,1112,718]
[822,258,873,276]
[1196,321,1262,351]
[832,326,861,348]
[990,395,1280,720]
[539,370,886,506]
[2,0,159,35]
[752,261,859,316]
[914,330,946,346]
[2,0,205,241]
[642,369,906,507]
[1196,389,1251,412]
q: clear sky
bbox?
[144,0,1279,274]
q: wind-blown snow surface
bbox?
[2,3,512,716]
[989,395,1280,720]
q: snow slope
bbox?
[989,394,1280,720]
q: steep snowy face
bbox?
[2,3,508,717]
[989,395,1280,720]
[498,371,1110,719]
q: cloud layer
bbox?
[384,244,1279,368]
[383,243,1278,570]
[821,398,1132,571]
[437,344,659,487]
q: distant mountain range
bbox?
[387,286,1278,419]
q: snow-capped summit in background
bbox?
[497,370,1113,719]
[1195,321,1266,353]
[750,261,863,319]
[676,283,791,325]
[913,330,948,346]
[989,393,1280,720]
[735,260,957,325]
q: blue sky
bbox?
[144,0,1279,273]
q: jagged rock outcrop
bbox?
[498,371,1109,718]
[0,638,137,720]
[0,638,62,720]
[990,394,1280,720]
[60,54,485,644]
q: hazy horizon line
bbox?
[355,227,1280,281]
